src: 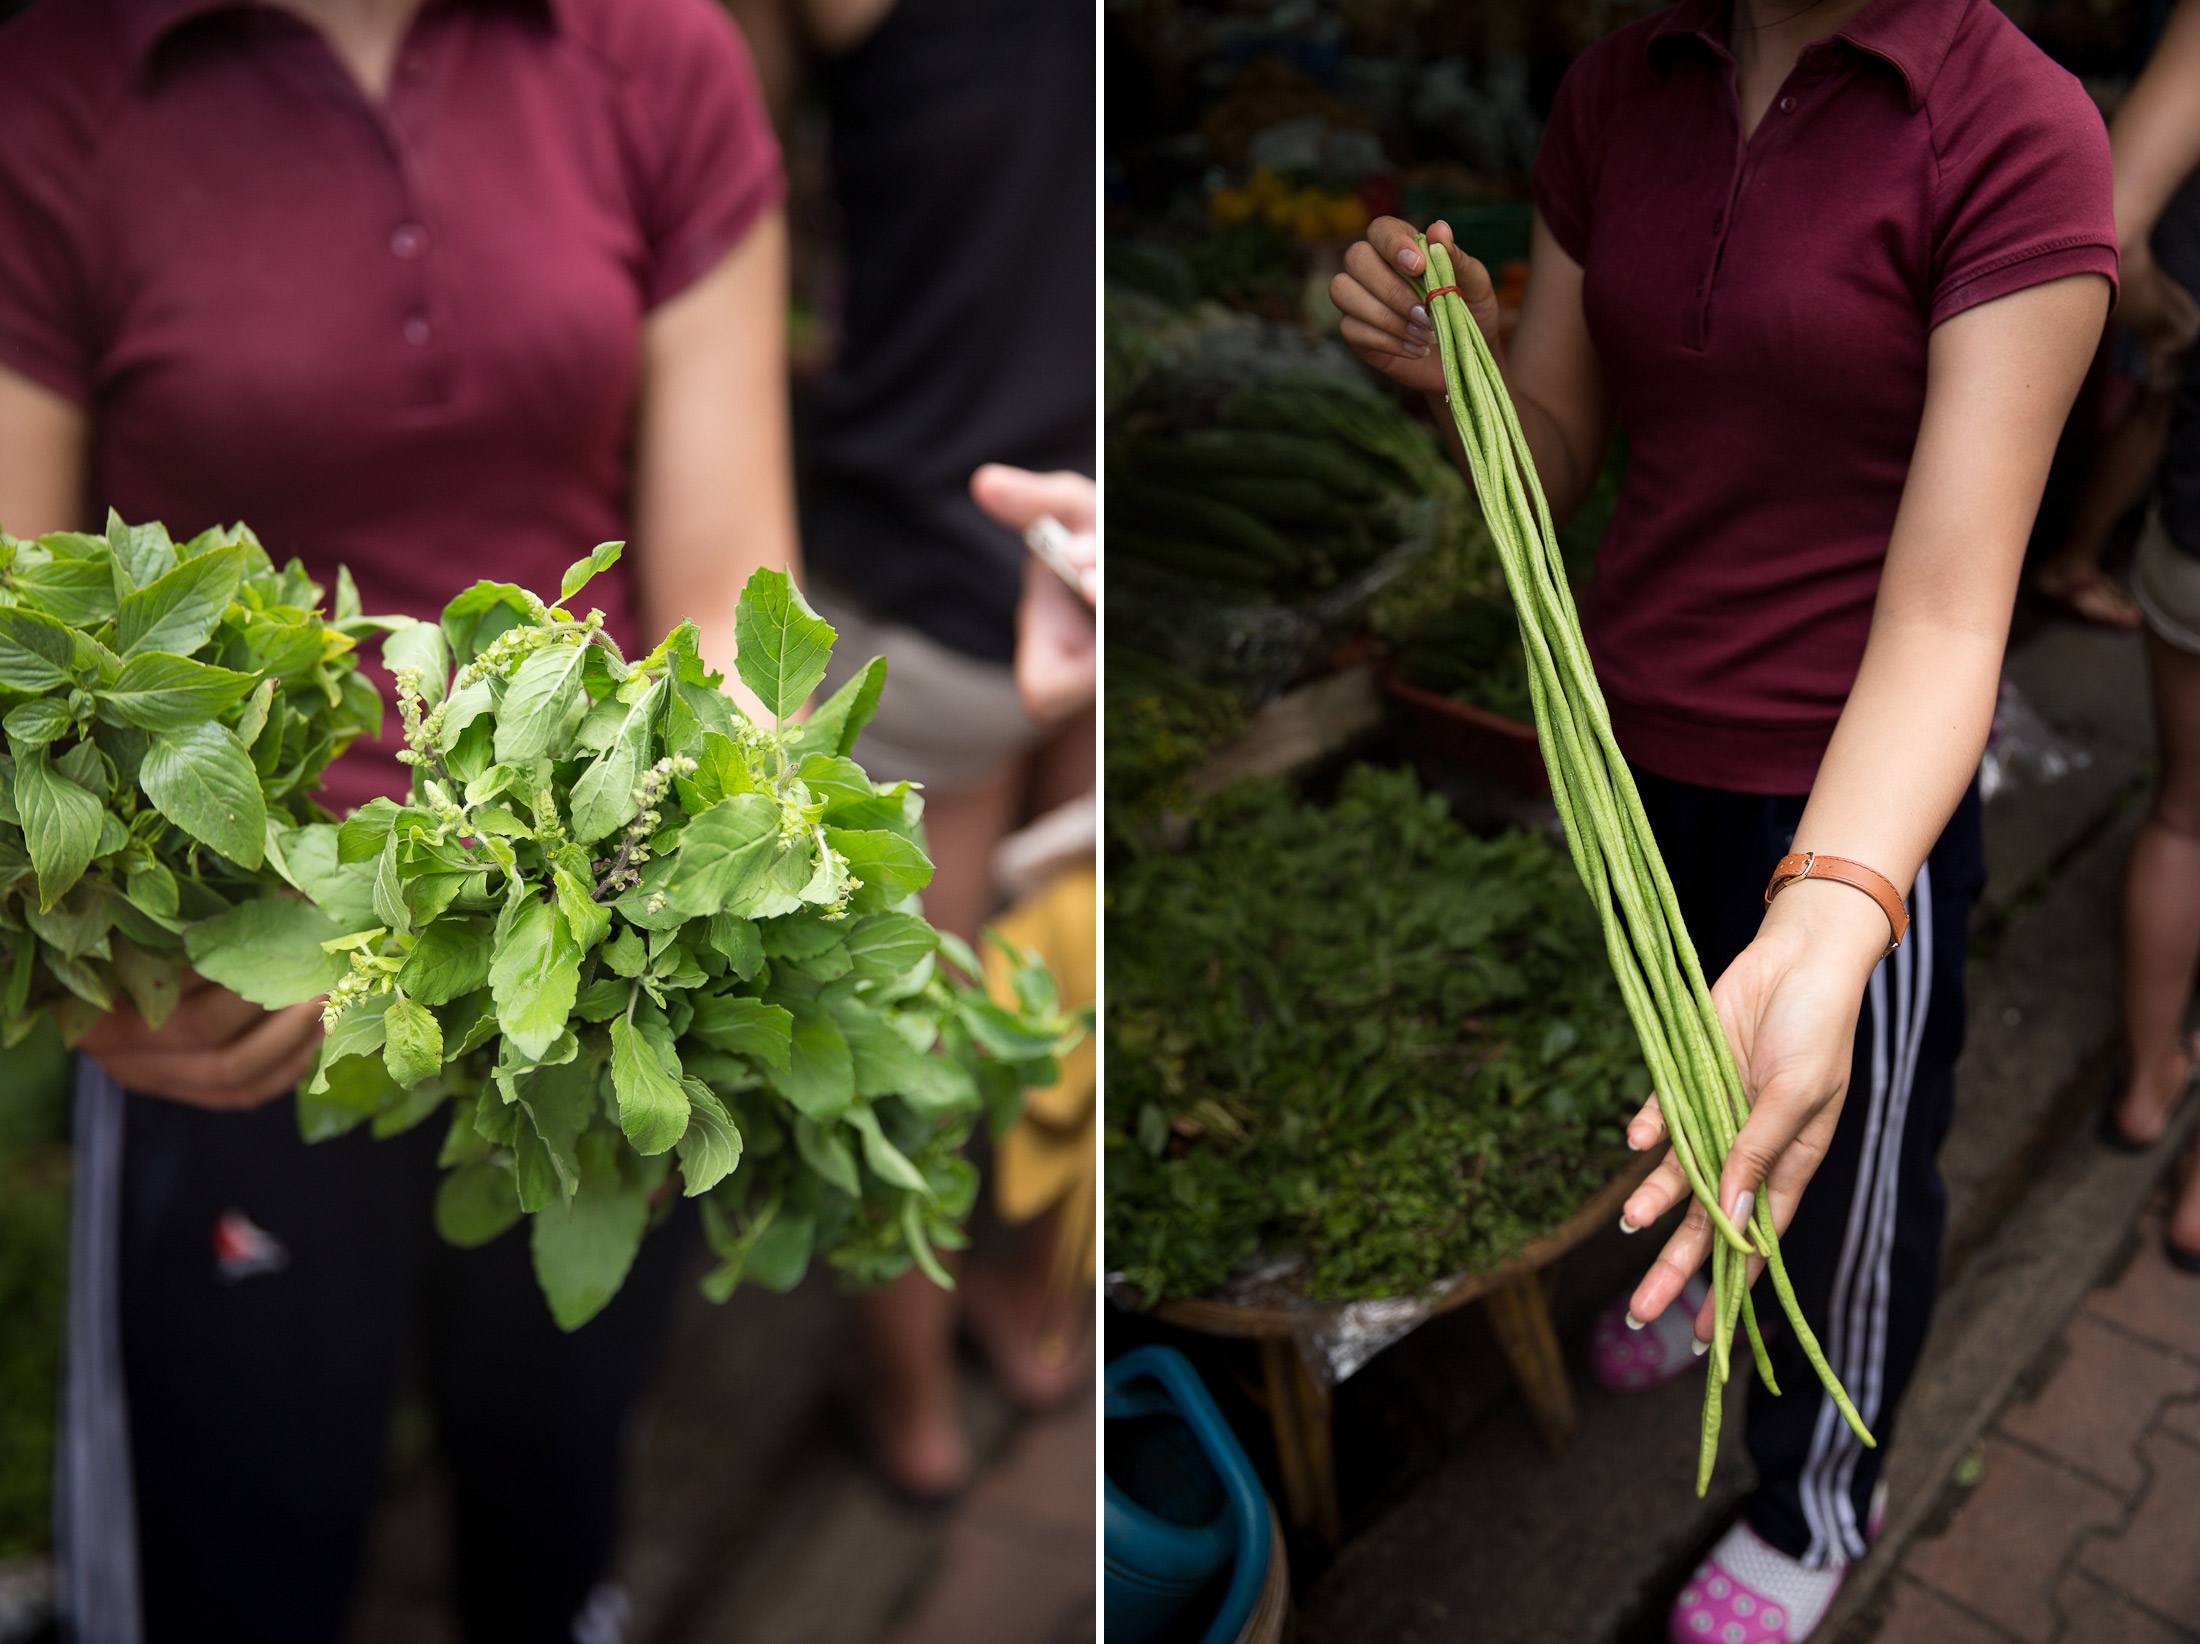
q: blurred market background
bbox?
[1102,2,2200,1642]
[0,1,1094,1641]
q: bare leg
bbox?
[2037,387,2170,629]
[2116,629,2200,1141]
[848,760,1024,1497]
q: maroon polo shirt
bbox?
[1533,0,2116,794]
[0,0,782,814]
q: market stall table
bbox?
[1152,1154,1656,1549]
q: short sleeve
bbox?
[1927,66,2118,328]
[626,0,787,309]
[0,72,96,403]
[1532,49,1604,266]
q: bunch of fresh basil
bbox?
[184,549,1082,1328]
[0,514,383,1047]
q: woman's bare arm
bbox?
[1623,272,2112,1328]
[0,365,88,535]
[630,209,803,719]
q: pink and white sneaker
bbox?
[1589,1274,1710,1392]
[1668,1486,1887,1643]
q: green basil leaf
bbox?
[790,655,887,761]
[795,1118,861,1198]
[98,652,262,732]
[567,677,662,843]
[825,827,935,898]
[398,915,495,1005]
[665,793,780,918]
[675,1077,742,1194]
[14,553,119,626]
[435,1159,521,1248]
[557,540,624,604]
[609,1013,689,1156]
[529,1130,649,1330]
[732,567,834,721]
[847,1105,931,1195]
[105,512,178,588]
[2,699,74,747]
[182,899,348,1008]
[11,745,104,911]
[0,607,76,691]
[493,639,587,763]
[845,912,939,984]
[686,993,793,1066]
[115,544,245,658]
[488,895,581,1061]
[383,991,445,1089]
[773,1005,854,1121]
[141,722,265,867]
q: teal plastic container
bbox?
[1104,1346,1270,1644]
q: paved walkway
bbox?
[1862,1202,2200,1644]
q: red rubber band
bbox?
[1424,285,1461,303]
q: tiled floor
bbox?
[1868,1213,2200,1644]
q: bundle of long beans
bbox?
[1416,239,1873,1491]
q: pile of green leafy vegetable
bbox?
[1106,765,1638,1304]
[1394,595,1534,721]
[0,513,382,1047]
[183,552,1084,1329]
[1103,647,1249,850]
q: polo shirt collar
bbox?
[125,0,563,78]
[1647,0,1966,112]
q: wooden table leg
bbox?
[1482,1271,1579,1454]
[1258,1338,1342,1549]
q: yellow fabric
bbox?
[985,864,1096,1284]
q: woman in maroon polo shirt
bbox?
[1336,0,2111,1637]
[0,0,793,1638]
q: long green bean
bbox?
[1417,240,1874,1488]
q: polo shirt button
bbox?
[390,224,426,259]
[403,316,432,346]
[1778,95,1795,113]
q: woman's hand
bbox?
[79,976,324,1111]
[1332,217,1504,394]
[971,464,1097,724]
[1617,881,1890,1342]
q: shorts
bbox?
[2134,509,2200,655]
[808,576,1042,791]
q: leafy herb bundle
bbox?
[1106,765,1637,1304]
[0,514,382,1045]
[186,552,1081,1329]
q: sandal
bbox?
[2034,564,2142,630]
[1668,1486,1885,1643]
[1589,1273,1711,1393]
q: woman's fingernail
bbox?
[1731,1190,1755,1227]
[1691,1337,1710,1357]
[1618,1215,1638,1235]
[1408,343,1429,358]
[1625,1129,1644,1152]
[1407,321,1432,341]
[1410,303,1430,326]
[1396,247,1420,272]
[1625,1311,1645,1331]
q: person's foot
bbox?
[2107,1039,2197,1149]
[962,1260,1092,1413]
[2033,561,2142,629]
[846,1375,974,1503]
[2170,1137,2200,1269]
[1589,1273,1711,1393]
[1668,1487,1885,1643]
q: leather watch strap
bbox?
[1763,851,1910,957]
